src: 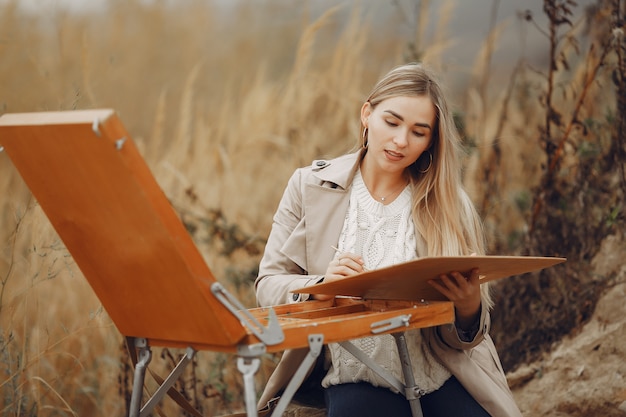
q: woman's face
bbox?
[361,95,436,175]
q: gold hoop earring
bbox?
[362,128,368,149]
[419,150,432,173]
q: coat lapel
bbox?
[281,152,362,275]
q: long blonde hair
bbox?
[361,63,492,307]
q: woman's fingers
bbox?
[317,253,365,301]
[327,252,366,278]
[337,255,365,272]
[428,268,480,301]
[428,268,482,321]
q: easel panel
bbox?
[0,110,247,348]
[299,255,566,301]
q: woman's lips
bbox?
[385,150,404,161]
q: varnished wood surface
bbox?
[293,255,566,301]
[0,109,456,355]
[154,299,455,353]
[0,110,247,348]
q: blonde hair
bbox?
[361,63,492,307]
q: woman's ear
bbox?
[360,102,372,127]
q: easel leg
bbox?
[129,338,151,417]
[392,332,424,417]
[237,343,268,417]
[238,356,261,417]
[270,334,324,417]
[140,347,196,417]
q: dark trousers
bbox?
[324,376,491,417]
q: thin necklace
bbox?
[372,180,409,202]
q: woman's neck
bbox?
[359,159,408,203]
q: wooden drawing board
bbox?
[0,109,250,350]
[293,255,566,301]
[0,109,457,354]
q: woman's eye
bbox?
[413,131,426,137]
[385,120,398,127]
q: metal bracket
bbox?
[370,314,412,334]
[92,118,101,137]
[115,137,127,150]
[237,342,267,358]
[211,282,284,346]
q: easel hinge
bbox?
[211,282,285,346]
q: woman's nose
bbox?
[393,130,409,147]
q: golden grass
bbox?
[0,0,619,415]
[0,2,424,414]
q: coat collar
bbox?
[280,151,364,275]
[311,150,363,190]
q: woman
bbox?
[255,63,521,417]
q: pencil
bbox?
[330,245,368,271]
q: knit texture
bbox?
[322,169,451,394]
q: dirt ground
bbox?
[509,232,626,416]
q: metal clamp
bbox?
[405,385,428,401]
[237,343,267,358]
[211,282,284,346]
[371,314,412,334]
[92,118,101,137]
[115,137,127,150]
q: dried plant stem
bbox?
[612,0,626,185]
[531,40,612,230]
[545,7,558,143]
[477,0,500,112]
[288,5,341,90]
[480,61,523,215]
[548,45,611,173]
[28,376,79,417]
[0,200,32,316]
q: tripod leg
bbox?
[392,332,424,417]
[129,338,152,417]
[271,334,324,417]
[238,356,261,417]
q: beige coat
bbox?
[255,151,522,417]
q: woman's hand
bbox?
[313,251,366,301]
[428,268,482,329]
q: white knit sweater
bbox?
[321,169,451,394]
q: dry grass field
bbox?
[1,0,623,416]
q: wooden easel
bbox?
[0,109,566,417]
[0,110,456,417]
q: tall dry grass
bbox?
[0,1,447,415]
[0,0,622,415]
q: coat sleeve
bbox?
[434,301,491,350]
[255,168,324,307]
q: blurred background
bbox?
[1,0,624,416]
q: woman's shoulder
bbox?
[300,152,359,173]
[291,151,361,187]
